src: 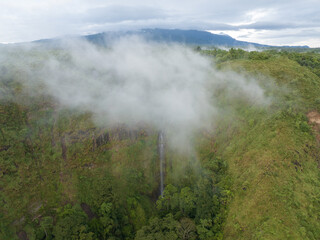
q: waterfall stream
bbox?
[158,131,165,197]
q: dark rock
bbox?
[17,230,29,240]
[96,132,109,147]
[0,145,10,152]
[81,203,96,220]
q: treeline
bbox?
[200,47,320,78]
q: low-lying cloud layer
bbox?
[0,37,268,150]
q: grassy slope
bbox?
[216,57,320,239]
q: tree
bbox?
[127,197,146,231]
[179,187,196,217]
[52,204,90,240]
[177,218,196,240]
[196,219,215,240]
[156,184,179,215]
[135,214,179,240]
[99,202,116,238]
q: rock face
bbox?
[96,132,110,147]
[307,111,320,167]
[307,111,320,125]
[307,111,320,141]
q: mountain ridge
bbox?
[32,29,309,48]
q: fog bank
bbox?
[0,37,268,151]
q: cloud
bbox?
[83,5,166,23]
[237,22,298,30]
[0,1,319,46]
[213,26,320,47]
[0,37,268,151]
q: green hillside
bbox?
[0,48,320,240]
[214,54,320,239]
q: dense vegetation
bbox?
[201,48,320,239]
[1,46,320,239]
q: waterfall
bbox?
[158,131,165,197]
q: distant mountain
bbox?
[82,29,269,48]
[34,29,309,48]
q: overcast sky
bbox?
[1,0,319,47]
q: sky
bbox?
[0,0,319,47]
